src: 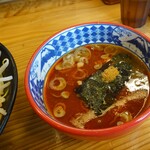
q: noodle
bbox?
[0,51,13,116]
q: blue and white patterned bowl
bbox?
[25,22,150,140]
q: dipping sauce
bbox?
[43,44,150,129]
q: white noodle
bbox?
[0,51,13,116]
[0,58,9,74]
[0,82,10,95]
[0,76,13,82]
[0,108,7,115]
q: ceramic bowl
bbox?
[0,43,18,134]
[25,22,150,140]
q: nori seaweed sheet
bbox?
[75,54,132,115]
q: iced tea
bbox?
[121,0,150,28]
[102,0,120,5]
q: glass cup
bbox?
[102,0,120,5]
[120,0,150,28]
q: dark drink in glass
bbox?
[121,0,150,28]
[102,0,120,5]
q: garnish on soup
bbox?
[43,44,150,129]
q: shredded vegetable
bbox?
[0,51,13,117]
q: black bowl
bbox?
[0,43,18,134]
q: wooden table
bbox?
[0,0,150,149]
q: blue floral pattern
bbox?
[28,23,150,114]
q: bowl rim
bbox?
[0,43,18,134]
[24,22,150,137]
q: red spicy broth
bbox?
[43,44,150,129]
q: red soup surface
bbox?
[43,44,150,129]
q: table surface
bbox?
[0,0,150,150]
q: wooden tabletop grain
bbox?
[0,0,150,150]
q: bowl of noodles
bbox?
[0,43,18,134]
[25,22,150,140]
